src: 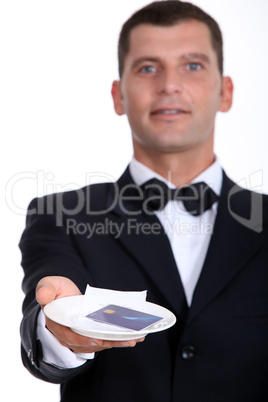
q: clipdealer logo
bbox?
[227,171,264,233]
[65,217,214,239]
[5,170,116,216]
[5,169,265,232]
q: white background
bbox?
[1,0,267,400]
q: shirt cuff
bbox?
[37,309,95,369]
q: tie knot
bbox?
[141,178,219,216]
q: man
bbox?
[20,1,268,401]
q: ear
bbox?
[218,76,234,113]
[111,80,125,116]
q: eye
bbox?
[139,65,157,74]
[186,63,202,71]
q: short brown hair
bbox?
[118,0,223,77]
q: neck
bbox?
[133,147,215,187]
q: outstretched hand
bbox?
[36,276,145,353]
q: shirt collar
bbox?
[129,156,223,196]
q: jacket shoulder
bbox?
[26,181,115,217]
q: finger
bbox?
[86,337,145,351]
[36,278,58,308]
[36,276,81,308]
[61,337,146,354]
[46,319,145,354]
[45,318,94,351]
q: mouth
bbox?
[151,108,189,116]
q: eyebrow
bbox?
[131,53,211,70]
[131,57,160,70]
[179,53,211,64]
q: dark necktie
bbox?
[141,178,219,216]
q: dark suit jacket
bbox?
[19,167,268,402]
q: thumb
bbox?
[36,277,58,308]
[36,276,82,308]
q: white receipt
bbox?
[78,285,147,318]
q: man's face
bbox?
[112,20,233,157]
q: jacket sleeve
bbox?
[19,193,95,383]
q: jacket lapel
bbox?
[106,167,188,319]
[187,171,266,325]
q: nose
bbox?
[157,68,183,95]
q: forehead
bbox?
[127,20,215,59]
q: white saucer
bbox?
[44,295,176,340]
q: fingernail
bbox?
[137,337,145,342]
[122,340,137,347]
[90,340,103,347]
[90,341,99,346]
[121,341,131,347]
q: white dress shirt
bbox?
[129,157,222,305]
[37,157,223,368]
